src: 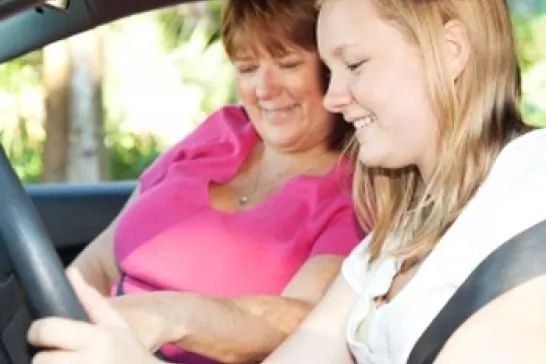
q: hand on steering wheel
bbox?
[27,271,158,364]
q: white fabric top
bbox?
[342,128,546,364]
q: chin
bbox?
[265,132,302,150]
[357,149,407,171]
[357,148,382,167]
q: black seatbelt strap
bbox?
[407,218,546,364]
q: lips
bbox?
[260,105,298,113]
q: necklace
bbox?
[237,154,334,207]
[238,195,250,206]
[238,163,262,207]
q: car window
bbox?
[0,0,544,185]
[0,0,235,184]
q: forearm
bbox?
[157,292,313,364]
[261,275,356,364]
[69,258,115,296]
[68,224,122,296]
[261,307,353,364]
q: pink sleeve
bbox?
[138,139,187,193]
[310,209,366,257]
[138,105,250,193]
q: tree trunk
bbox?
[66,29,108,183]
[42,41,70,183]
[42,29,107,183]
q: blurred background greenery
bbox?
[0,0,545,184]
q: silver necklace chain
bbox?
[237,156,331,207]
[238,162,263,207]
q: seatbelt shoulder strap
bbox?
[407,218,546,364]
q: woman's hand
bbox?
[108,293,175,352]
[27,271,159,364]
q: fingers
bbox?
[32,350,77,364]
[28,318,95,350]
[67,269,127,327]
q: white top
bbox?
[342,128,546,364]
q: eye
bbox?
[276,53,304,69]
[236,64,258,74]
[346,60,366,72]
[278,60,303,69]
[280,62,301,69]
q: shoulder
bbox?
[488,127,546,187]
[340,234,373,295]
[484,127,546,238]
[442,128,546,274]
[206,104,253,129]
[433,129,546,363]
[183,104,254,144]
[138,104,255,191]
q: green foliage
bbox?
[513,13,546,127]
[0,51,43,183]
[1,125,163,183]
[0,52,41,92]
[156,1,222,51]
[0,118,42,183]
[107,131,163,181]
[513,15,546,71]
[155,1,235,115]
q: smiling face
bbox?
[233,48,334,153]
[317,0,439,177]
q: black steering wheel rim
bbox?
[0,145,87,320]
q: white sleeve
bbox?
[341,234,373,295]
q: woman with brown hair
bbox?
[26,1,363,363]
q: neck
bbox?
[259,143,340,177]
[234,142,340,208]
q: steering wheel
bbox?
[0,145,87,364]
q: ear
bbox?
[443,20,470,81]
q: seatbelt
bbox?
[406,218,546,364]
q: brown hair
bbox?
[222,0,319,59]
[222,0,352,150]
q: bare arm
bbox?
[111,254,345,363]
[261,274,356,364]
[434,273,546,364]
[68,187,139,296]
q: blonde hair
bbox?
[319,0,530,266]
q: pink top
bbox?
[112,105,364,363]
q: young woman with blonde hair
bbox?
[263,0,546,362]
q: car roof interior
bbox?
[0,0,207,63]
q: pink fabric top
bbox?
[111,105,364,363]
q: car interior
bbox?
[0,1,205,363]
[0,0,205,262]
[0,1,544,364]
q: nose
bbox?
[323,72,352,113]
[255,67,281,99]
